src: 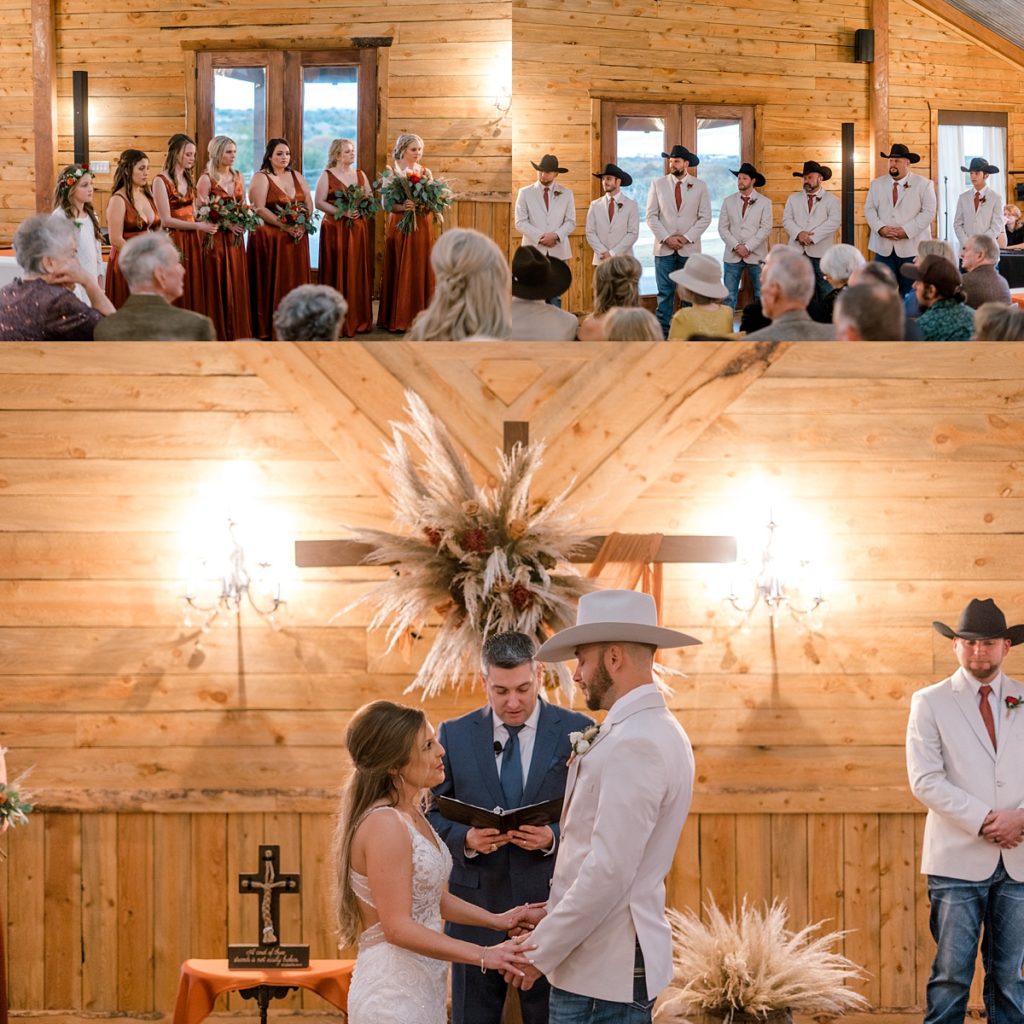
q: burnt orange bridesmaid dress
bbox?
[202,174,252,341]
[157,172,207,315]
[377,170,435,333]
[317,169,373,336]
[104,201,161,310]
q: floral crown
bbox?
[58,165,90,197]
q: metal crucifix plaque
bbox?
[228,845,309,969]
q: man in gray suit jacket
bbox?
[94,232,216,341]
[746,246,835,340]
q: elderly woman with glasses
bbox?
[0,213,114,340]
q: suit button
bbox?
[996,781,1005,787]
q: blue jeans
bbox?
[805,255,833,301]
[723,261,762,309]
[655,252,688,338]
[549,943,655,1024]
[547,295,563,308]
[874,250,915,296]
[925,860,1024,1024]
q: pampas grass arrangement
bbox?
[654,898,869,1023]
[344,390,595,699]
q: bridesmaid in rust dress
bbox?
[153,132,217,316]
[195,135,252,340]
[104,149,161,308]
[248,137,314,339]
[377,132,436,333]
[314,138,373,336]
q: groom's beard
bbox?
[584,659,615,711]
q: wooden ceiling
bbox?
[942,0,1024,52]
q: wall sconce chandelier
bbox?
[493,83,512,116]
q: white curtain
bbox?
[937,124,1007,253]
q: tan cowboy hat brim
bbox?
[536,622,700,663]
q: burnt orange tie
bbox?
[806,195,814,214]
[974,192,981,212]
[979,684,997,751]
[674,180,682,210]
[608,197,615,221]
[741,196,750,218]
[892,181,899,206]
[543,187,549,210]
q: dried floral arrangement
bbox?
[655,898,868,1023]
[345,391,596,699]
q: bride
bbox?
[334,701,537,1024]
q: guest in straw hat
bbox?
[666,253,732,339]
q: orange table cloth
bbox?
[1011,292,1024,310]
[172,958,354,1024]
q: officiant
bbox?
[428,631,593,1024]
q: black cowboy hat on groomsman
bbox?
[531,154,569,173]
[793,160,833,180]
[731,162,766,188]
[961,156,1000,174]
[880,143,921,163]
[512,245,573,301]
[593,163,633,187]
[933,598,1024,646]
[662,145,700,166]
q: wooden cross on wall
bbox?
[294,421,737,570]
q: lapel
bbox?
[996,674,1024,762]
[471,707,506,808]
[523,701,558,804]
[951,668,997,761]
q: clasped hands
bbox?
[980,808,1024,848]
[498,903,547,990]
[465,825,554,855]
[878,225,909,240]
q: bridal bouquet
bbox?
[375,167,454,233]
[196,195,262,249]
[332,184,380,224]
[276,199,320,243]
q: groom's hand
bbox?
[506,825,554,851]
[504,961,543,990]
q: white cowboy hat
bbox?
[536,589,701,663]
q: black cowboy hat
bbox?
[933,598,1024,646]
[531,154,568,174]
[731,162,766,188]
[793,160,833,181]
[880,143,921,163]
[662,145,700,167]
[593,162,633,187]
[512,246,572,301]
[961,157,999,175]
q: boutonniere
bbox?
[616,201,623,209]
[553,190,562,197]
[567,725,601,764]
[1006,695,1022,711]
[902,181,910,191]
[686,181,694,190]
[814,194,822,203]
[747,197,756,206]
[978,195,987,205]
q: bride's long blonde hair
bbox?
[332,700,427,946]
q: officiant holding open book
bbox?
[428,631,593,1024]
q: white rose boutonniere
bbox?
[567,725,601,764]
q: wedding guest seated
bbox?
[833,282,906,340]
[745,246,835,340]
[0,213,113,340]
[900,255,974,341]
[808,243,865,323]
[960,234,1011,309]
[849,261,924,339]
[739,300,771,335]
[973,301,1024,340]
[509,246,578,340]
[903,239,957,318]
[406,228,510,341]
[602,306,663,340]
[273,284,348,340]
[667,254,733,339]
[1004,204,1024,249]
[94,232,216,340]
[576,254,642,340]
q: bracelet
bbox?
[480,951,487,974]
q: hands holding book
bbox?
[466,824,554,854]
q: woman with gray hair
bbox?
[273,284,349,340]
[809,243,865,323]
[0,213,114,340]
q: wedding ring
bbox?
[490,843,497,852]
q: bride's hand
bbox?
[498,902,547,935]
[481,938,536,975]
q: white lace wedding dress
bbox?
[347,807,453,1024]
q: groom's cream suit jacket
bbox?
[529,685,694,1003]
[906,666,1024,881]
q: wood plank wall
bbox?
[0,0,35,231]
[4,342,1024,1017]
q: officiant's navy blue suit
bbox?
[428,698,593,1024]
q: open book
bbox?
[433,794,563,831]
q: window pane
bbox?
[696,118,742,266]
[615,116,665,296]
[213,67,267,190]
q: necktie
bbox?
[979,685,997,751]
[608,197,615,221]
[674,180,682,210]
[543,186,549,210]
[892,181,899,206]
[499,725,525,808]
[741,196,750,218]
[806,194,814,214]
[974,192,981,212]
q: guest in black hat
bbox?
[509,246,578,340]
[865,142,937,295]
[645,144,711,337]
[782,159,841,301]
[515,154,575,307]
[900,254,974,340]
[585,163,639,267]
[907,597,1024,1024]
[719,162,773,309]
[954,157,1005,251]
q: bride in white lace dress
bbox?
[334,701,537,1024]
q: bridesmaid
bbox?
[153,132,217,314]
[314,138,373,336]
[195,135,252,340]
[104,149,161,308]
[377,132,436,333]
[248,137,314,339]
[51,164,104,306]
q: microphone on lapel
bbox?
[494,740,505,756]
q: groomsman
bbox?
[718,162,773,309]
[646,144,711,337]
[953,157,1005,250]
[515,154,576,307]
[585,163,639,265]
[782,159,841,299]
[864,142,937,294]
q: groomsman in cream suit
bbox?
[515,154,576,307]
[953,157,1006,251]
[504,590,700,1023]
[865,142,937,294]
[646,145,711,337]
[585,163,639,265]
[719,162,773,309]
[782,159,842,300]
[906,598,1024,1024]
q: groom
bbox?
[505,590,700,1023]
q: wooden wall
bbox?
[4,341,1024,1019]
[0,0,35,233]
